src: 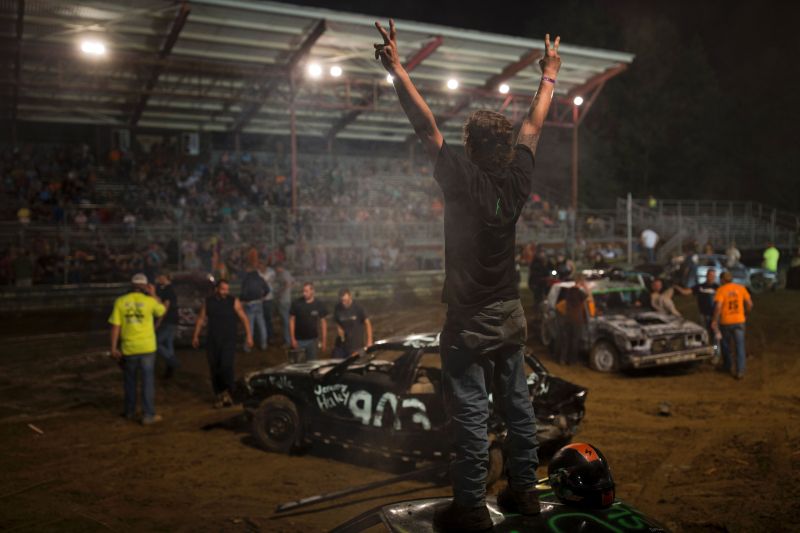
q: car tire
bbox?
[486,443,504,488]
[589,341,619,373]
[749,274,766,294]
[252,395,302,454]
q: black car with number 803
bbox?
[238,333,587,485]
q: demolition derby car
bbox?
[540,279,713,372]
[171,272,215,344]
[239,333,587,483]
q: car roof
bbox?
[369,332,440,351]
[553,279,643,294]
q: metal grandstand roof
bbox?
[2,0,635,143]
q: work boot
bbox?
[221,390,233,407]
[432,500,493,532]
[497,485,541,516]
[213,394,225,409]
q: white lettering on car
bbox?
[314,384,350,411]
[348,390,373,425]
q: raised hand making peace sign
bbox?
[374,19,401,74]
[540,33,562,77]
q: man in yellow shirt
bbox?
[109,273,166,424]
[712,272,753,380]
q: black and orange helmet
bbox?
[548,443,616,509]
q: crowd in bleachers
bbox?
[0,142,574,285]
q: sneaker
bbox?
[121,412,138,422]
[221,391,233,407]
[432,500,493,532]
[497,485,541,516]
[735,372,745,380]
[213,394,224,409]
[141,414,163,425]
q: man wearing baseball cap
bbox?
[109,273,166,424]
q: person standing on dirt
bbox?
[528,251,552,305]
[240,265,270,352]
[374,20,561,530]
[693,268,719,346]
[556,276,595,365]
[274,262,294,346]
[192,280,253,408]
[712,271,753,380]
[333,288,373,358]
[109,273,166,425]
[155,273,180,379]
[289,282,328,361]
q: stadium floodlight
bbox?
[446,78,459,90]
[573,96,584,106]
[386,73,394,83]
[80,39,106,56]
[499,83,510,94]
[307,63,323,79]
[330,65,343,77]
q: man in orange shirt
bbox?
[712,271,753,379]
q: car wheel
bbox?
[252,395,302,454]
[486,443,504,488]
[749,274,766,294]
[589,341,619,373]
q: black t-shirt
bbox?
[290,298,328,340]
[434,141,534,309]
[206,294,237,340]
[334,302,367,353]
[157,284,179,325]
[693,281,719,316]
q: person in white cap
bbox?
[108,273,166,425]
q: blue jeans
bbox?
[296,338,318,361]
[279,302,291,345]
[243,301,267,350]
[123,353,156,418]
[720,323,746,375]
[156,323,179,369]
[263,299,275,340]
[441,299,538,507]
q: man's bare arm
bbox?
[517,34,562,155]
[375,20,443,161]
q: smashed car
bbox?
[171,272,215,344]
[540,279,714,372]
[239,333,587,483]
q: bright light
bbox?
[386,74,394,84]
[573,96,584,106]
[499,83,510,94]
[80,39,106,56]
[307,63,323,79]
[446,78,459,90]
[329,65,343,77]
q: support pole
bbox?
[571,105,579,212]
[627,193,633,265]
[290,86,298,215]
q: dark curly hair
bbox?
[462,110,515,172]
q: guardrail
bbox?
[0,270,448,313]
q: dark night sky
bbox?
[286,0,800,210]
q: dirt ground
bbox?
[1,290,800,532]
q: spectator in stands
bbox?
[763,242,780,275]
[712,271,753,379]
[289,282,328,361]
[275,263,294,345]
[240,264,270,351]
[702,241,714,255]
[155,273,180,379]
[192,280,253,408]
[12,248,33,287]
[108,273,165,425]
[333,288,373,358]
[258,260,277,344]
[641,228,659,263]
[725,242,741,268]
